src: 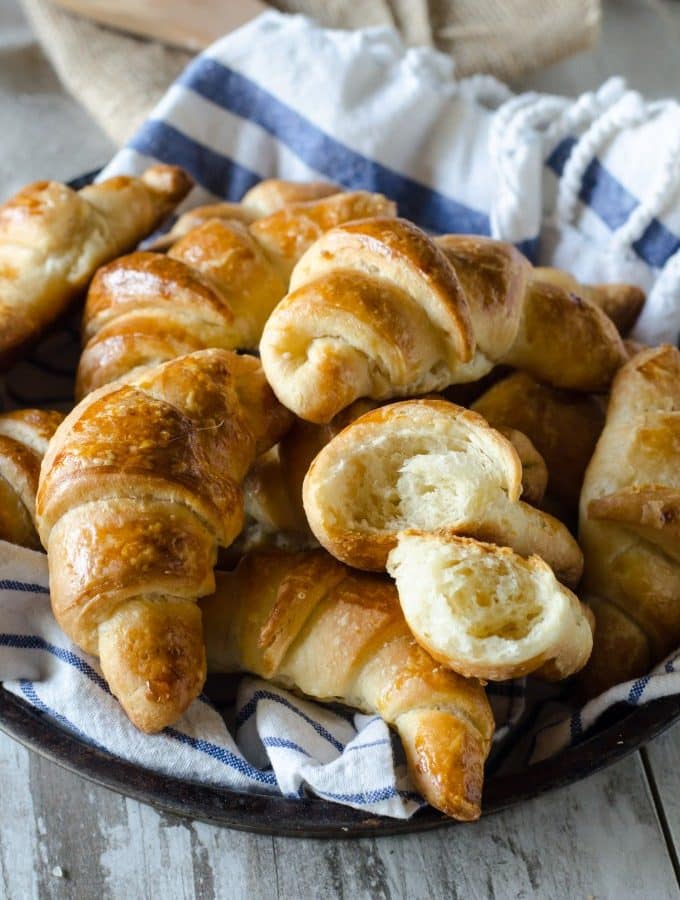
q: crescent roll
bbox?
[36,349,291,732]
[149,178,340,250]
[387,531,593,682]
[0,409,64,549]
[435,236,626,393]
[77,191,396,396]
[200,549,494,821]
[578,345,680,695]
[303,399,583,586]
[260,223,626,423]
[532,267,645,335]
[472,371,605,513]
[0,165,192,369]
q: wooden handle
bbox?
[52,0,269,52]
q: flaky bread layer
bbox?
[303,398,582,584]
[388,532,593,681]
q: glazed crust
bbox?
[578,345,680,695]
[148,178,340,250]
[0,165,192,369]
[260,219,477,423]
[77,190,395,396]
[200,549,494,821]
[0,409,64,549]
[533,266,645,335]
[261,228,626,423]
[473,371,605,512]
[36,349,291,732]
[503,278,626,392]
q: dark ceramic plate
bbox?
[1,687,679,837]
[1,170,679,837]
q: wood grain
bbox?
[645,726,680,860]
[1,730,679,899]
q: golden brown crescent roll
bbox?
[36,349,291,733]
[149,178,340,250]
[249,191,396,282]
[76,191,395,396]
[260,224,626,423]
[0,165,192,369]
[472,371,605,513]
[241,178,341,216]
[0,409,64,549]
[303,399,583,586]
[200,549,494,821]
[533,267,645,335]
[436,236,626,393]
[387,531,593,682]
[578,345,680,696]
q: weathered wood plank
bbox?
[643,723,680,856]
[1,730,677,900]
[0,734,39,899]
[271,750,679,900]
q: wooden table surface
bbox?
[1,1,679,897]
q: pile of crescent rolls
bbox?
[0,165,677,822]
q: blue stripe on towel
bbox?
[3,633,275,785]
[345,739,391,753]
[236,689,346,752]
[177,56,491,237]
[130,119,262,201]
[165,728,277,784]
[261,736,312,757]
[547,137,680,268]
[628,674,651,705]
[0,580,50,594]
[0,634,110,691]
[569,711,583,743]
[18,680,107,751]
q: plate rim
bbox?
[1,686,679,837]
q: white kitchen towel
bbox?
[0,541,521,818]
[1,11,679,819]
[100,11,680,346]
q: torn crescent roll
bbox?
[303,398,583,586]
[387,532,593,681]
[243,405,547,538]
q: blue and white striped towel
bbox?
[1,11,679,819]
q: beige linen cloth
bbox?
[21,0,600,146]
